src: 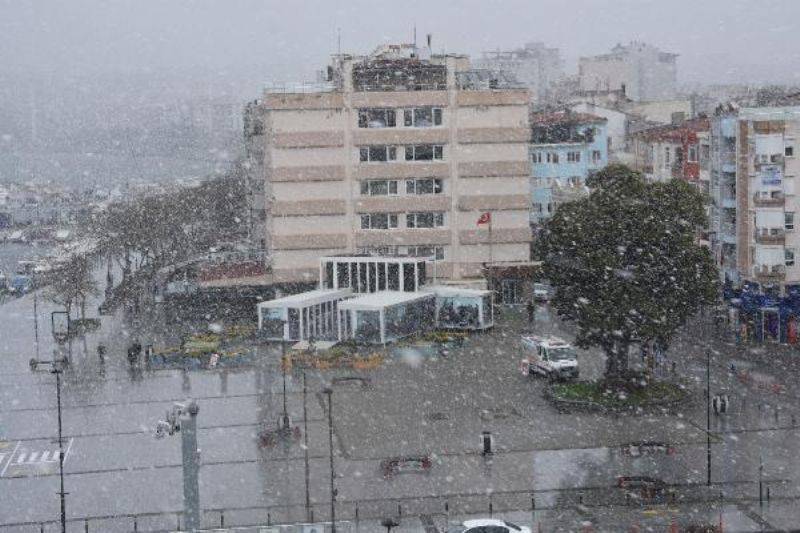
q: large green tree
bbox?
[539,164,718,380]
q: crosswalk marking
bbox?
[0,439,73,477]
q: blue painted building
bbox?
[529,111,609,224]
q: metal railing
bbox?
[2,481,795,532]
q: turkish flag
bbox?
[477,212,491,225]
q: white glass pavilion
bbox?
[320,255,428,293]
[257,288,352,342]
[338,291,436,344]
[424,285,494,330]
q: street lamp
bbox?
[154,400,201,531]
[29,356,69,533]
[323,386,337,533]
[303,370,311,521]
[706,349,712,486]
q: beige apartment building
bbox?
[258,44,532,284]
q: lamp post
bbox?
[154,401,201,530]
[281,338,290,431]
[706,349,712,486]
[29,357,69,533]
[303,371,311,521]
[323,387,336,532]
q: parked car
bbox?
[448,518,531,533]
[8,274,33,295]
[520,335,579,381]
[532,282,551,301]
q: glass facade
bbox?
[354,310,381,343]
[384,297,436,342]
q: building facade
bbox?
[258,44,532,284]
[710,106,800,292]
[578,42,678,103]
[630,117,710,185]
[473,42,564,104]
[529,111,608,224]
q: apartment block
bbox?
[473,42,564,104]
[579,42,678,103]
[710,105,800,291]
[258,44,532,284]
[529,111,608,225]
[630,117,710,186]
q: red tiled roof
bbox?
[632,117,709,142]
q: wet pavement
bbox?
[1,290,800,531]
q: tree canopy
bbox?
[539,164,718,379]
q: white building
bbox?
[474,42,564,104]
[579,42,678,103]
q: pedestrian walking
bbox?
[526,300,536,326]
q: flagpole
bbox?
[488,212,493,266]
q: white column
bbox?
[399,262,405,292]
[366,261,372,293]
[413,263,418,292]
[379,309,386,344]
[298,307,304,341]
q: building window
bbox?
[592,150,602,163]
[567,176,582,187]
[531,152,542,164]
[405,178,443,195]
[546,152,559,164]
[360,213,398,230]
[406,245,445,260]
[567,151,581,163]
[358,108,396,128]
[787,145,795,157]
[688,146,698,163]
[360,180,398,196]
[406,212,445,228]
[405,144,444,161]
[664,147,671,166]
[359,145,397,162]
[786,212,795,231]
[403,107,443,127]
[786,249,795,267]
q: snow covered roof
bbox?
[422,285,491,298]
[257,288,352,308]
[338,290,434,310]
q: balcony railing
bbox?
[753,264,786,281]
[753,192,785,207]
[754,228,785,244]
[754,154,784,168]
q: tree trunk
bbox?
[604,340,630,379]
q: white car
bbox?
[532,282,551,301]
[449,518,531,533]
[520,335,579,381]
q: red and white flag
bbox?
[477,212,491,226]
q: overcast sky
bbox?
[2,0,799,88]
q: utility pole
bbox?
[706,349,712,486]
[29,357,68,533]
[281,340,289,430]
[303,371,311,521]
[33,290,40,359]
[324,387,336,532]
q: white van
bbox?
[520,335,579,381]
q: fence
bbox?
[0,482,792,533]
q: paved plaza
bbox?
[1,290,800,531]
